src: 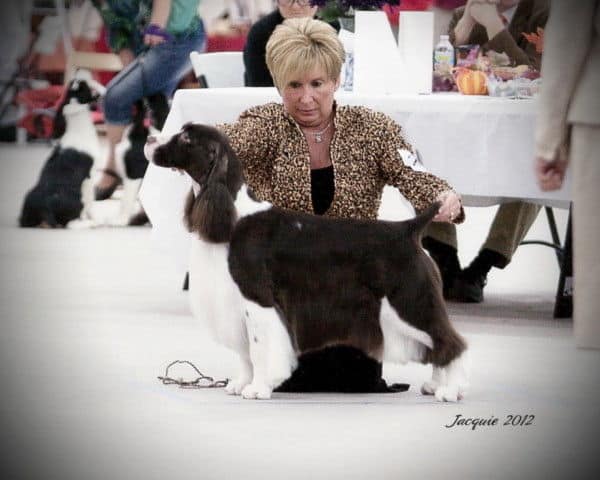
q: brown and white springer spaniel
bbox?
[145,123,470,402]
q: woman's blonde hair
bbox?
[266,17,345,90]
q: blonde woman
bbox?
[220,17,463,392]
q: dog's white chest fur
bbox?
[60,104,101,164]
[188,184,270,351]
[189,240,244,346]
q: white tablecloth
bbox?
[139,87,571,274]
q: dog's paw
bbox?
[67,218,97,229]
[420,380,439,396]
[457,382,469,401]
[106,215,130,227]
[434,385,460,402]
[225,376,251,396]
[241,382,272,400]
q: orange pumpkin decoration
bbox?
[454,68,488,95]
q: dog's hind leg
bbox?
[379,297,433,364]
[421,366,446,396]
[241,301,296,400]
[433,350,470,402]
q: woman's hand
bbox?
[434,190,462,223]
[144,31,167,46]
[145,0,172,46]
[535,157,568,191]
[535,144,569,191]
[455,0,500,44]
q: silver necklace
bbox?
[304,121,332,143]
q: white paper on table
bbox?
[397,11,434,94]
[353,11,405,94]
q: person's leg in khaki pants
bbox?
[424,202,540,302]
[481,202,541,263]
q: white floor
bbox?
[1,142,598,480]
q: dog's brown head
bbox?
[149,123,244,243]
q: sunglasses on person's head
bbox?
[277,0,312,6]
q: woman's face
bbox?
[280,66,340,128]
[277,0,318,19]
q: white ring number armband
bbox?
[398,148,428,173]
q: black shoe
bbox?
[422,237,461,299]
[449,269,487,303]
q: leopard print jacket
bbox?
[219,102,464,222]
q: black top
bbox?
[243,10,341,87]
[310,165,334,215]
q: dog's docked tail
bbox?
[407,201,441,239]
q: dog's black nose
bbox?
[147,135,157,145]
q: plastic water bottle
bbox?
[433,34,455,73]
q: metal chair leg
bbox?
[553,208,573,319]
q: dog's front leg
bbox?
[225,353,253,396]
[241,302,296,400]
[68,178,98,229]
[81,178,95,220]
[241,303,272,399]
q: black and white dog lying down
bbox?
[19,101,100,228]
[146,123,470,402]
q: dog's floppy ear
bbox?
[181,126,241,242]
[184,185,236,243]
[205,139,229,186]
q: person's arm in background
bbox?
[535,0,595,190]
[468,0,504,41]
[451,0,478,45]
[478,0,545,68]
[145,0,172,46]
[450,0,546,68]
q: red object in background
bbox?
[206,34,246,52]
[384,0,432,26]
[430,0,466,9]
[16,84,105,138]
[16,85,66,138]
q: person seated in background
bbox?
[243,0,339,86]
[92,0,206,201]
[221,17,464,392]
[430,0,467,43]
[423,0,549,303]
